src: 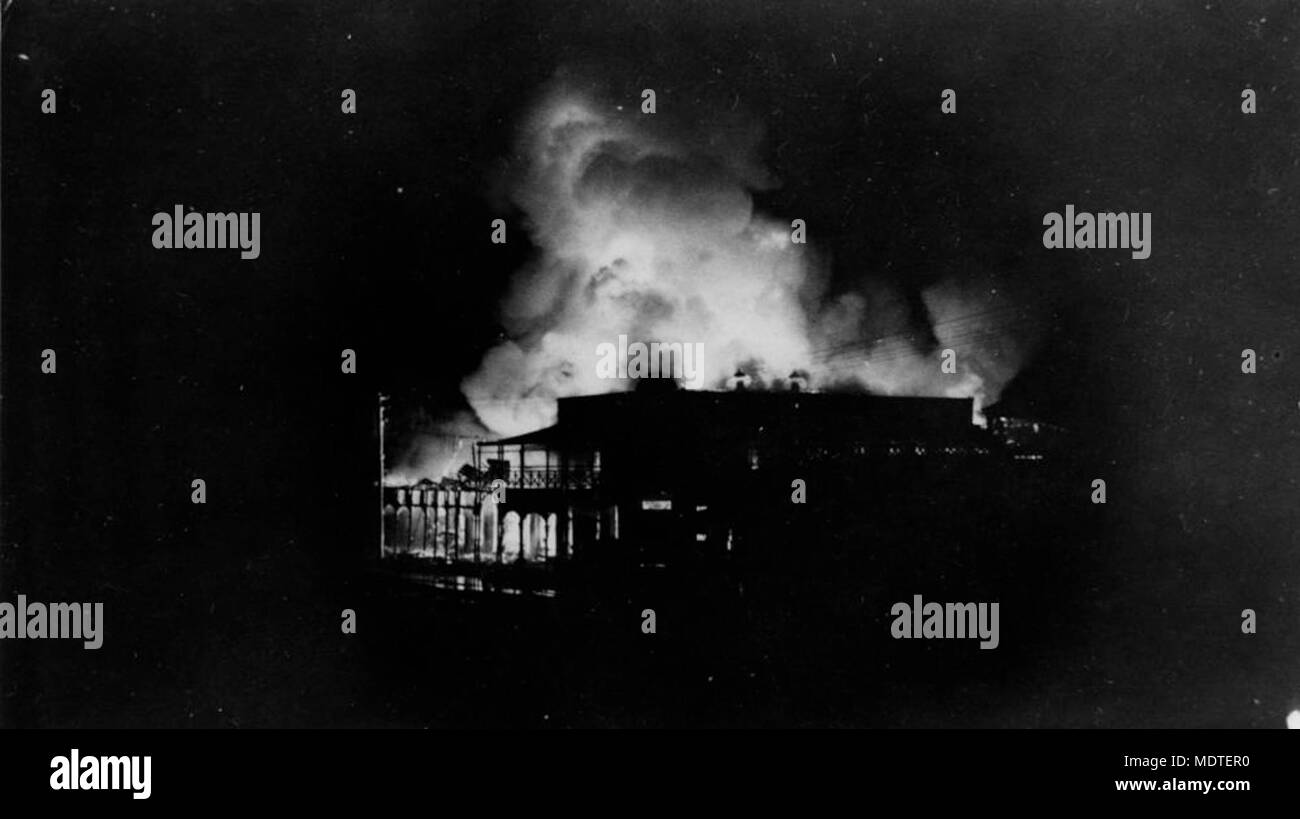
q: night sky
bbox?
[3,0,1298,726]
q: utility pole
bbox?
[378,392,388,561]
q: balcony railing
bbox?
[491,467,600,490]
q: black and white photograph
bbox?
[1,0,1298,799]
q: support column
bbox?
[476,495,484,563]
[422,492,430,553]
[434,491,442,553]
[443,490,451,560]
[561,506,572,560]
[453,490,461,561]
[496,512,505,563]
[404,492,413,552]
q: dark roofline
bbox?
[478,390,977,449]
[481,424,565,447]
[557,389,973,407]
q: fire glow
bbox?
[459,77,1035,441]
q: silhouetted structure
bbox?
[380,386,1067,579]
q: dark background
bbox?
[2,0,1298,727]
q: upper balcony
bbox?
[492,467,601,490]
[475,426,601,492]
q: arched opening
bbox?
[522,512,551,561]
[459,508,477,560]
[382,504,398,555]
[433,500,447,560]
[481,500,499,561]
[501,511,521,562]
[395,506,412,553]
[410,504,429,555]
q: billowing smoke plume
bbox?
[462,77,1038,437]
[384,407,487,486]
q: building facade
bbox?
[381,386,1042,571]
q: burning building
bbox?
[380,382,1050,579]
[378,79,1057,585]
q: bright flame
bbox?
[461,78,1035,437]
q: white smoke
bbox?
[384,407,487,486]
[462,78,1036,436]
